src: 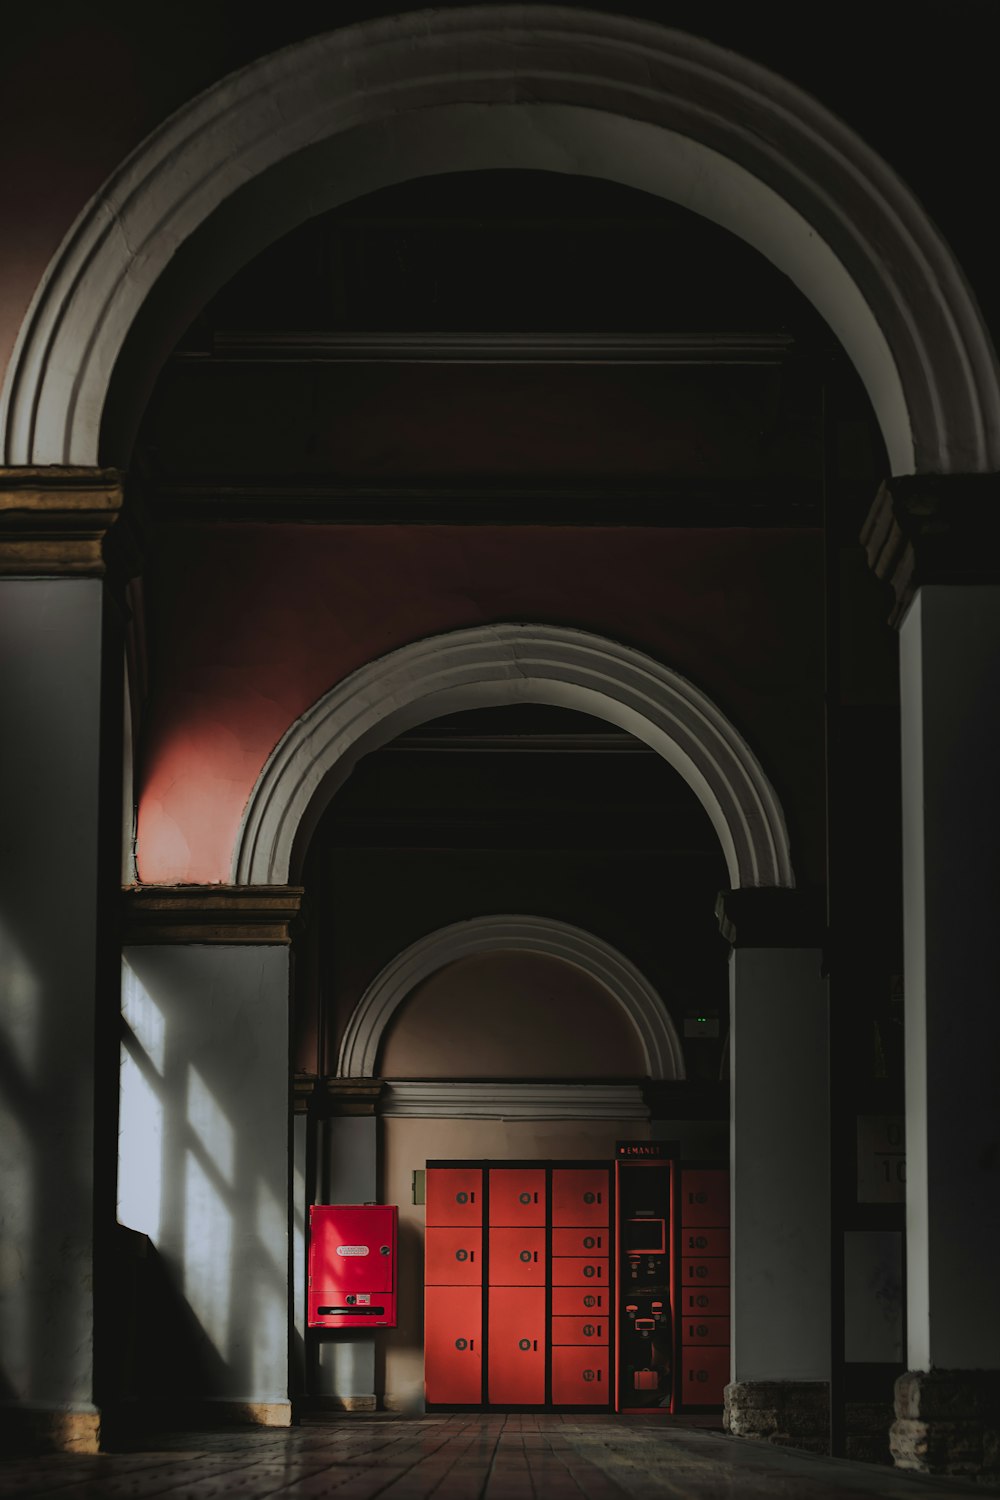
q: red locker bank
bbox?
[308,1204,398,1328]
[425,1161,613,1409]
[424,1157,730,1414]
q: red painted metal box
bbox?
[308,1204,397,1328]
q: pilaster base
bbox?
[845,1401,893,1466]
[0,1405,101,1455]
[724,1381,829,1454]
[892,1370,1000,1481]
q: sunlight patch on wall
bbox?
[187,1065,235,1186]
[118,961,165,1239]
[122,962,165,1073]
[118,1050,164,1239]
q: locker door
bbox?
[552,1168,609,1225]
[424,1286,482,1404]
[552,1286,610,1317]
[552,1227,609,1258]
[678,1227,730,1258]
[426,1167,483,1226]
[488,1227,546,1285]
[425,1228,482,1286]
[680,1169,729,1226]
[681,1256,730,1287]
[488,1287,545,1404]
[488,1168,546,1226]
[551,1346,609,1404]
[678,1286,729,1318]
[551,1256,608,1286]
[681,1347,730,1404]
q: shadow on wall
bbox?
[116,951,290,1413]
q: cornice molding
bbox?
[379,1081,648,1120]
[861,475,1000,628]
[0,466,143,580]
[189,330,798,366]
[122,885,304,945]
[142,475,829,528]
[715,887,826,950]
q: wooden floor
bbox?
[3,1414,999,1500]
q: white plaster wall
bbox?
[0,579,102,1410]
[119,945,290,1405]
[0,579,102,1414]
[730,947,830,1382]
[900,585,1000,1370]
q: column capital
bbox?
[0,466,144,582]
[320,1078,385,1117]
[860,474,1000,627]
[122,884,304,945]
[715,887,825,948]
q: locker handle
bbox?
[533,1251,538,1262]
[534,1192,539,1203]
[470,1339,474,1351]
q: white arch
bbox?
[233,623,793,890]
[2,9,998,473]
[337,913,685,1081]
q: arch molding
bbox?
[338,914,685,1081]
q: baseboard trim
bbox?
[295,1394,377,1415]
[103,1399,292,1435]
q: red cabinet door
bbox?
[487,1287,545,1404]
[678,1285,729,1318]
[680,1170,729,1227]
[551,1256,608,1286]
[681,1347,730,1404]
[681,1316,731,1346]
[681,1256,730,1287]
[426,1167,483,1227]
[425,1227,482,1286]
[552,1226,609,1257]
[552,1286,610,1317]
[551,1316,608,1345]
[551,1168,609,1225]
[551,1346,609,1404]
[679,1227,730,1258]
[424,1286,482,1404]
[488,1227,545,1285]
[488,1168,546,1226]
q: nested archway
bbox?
[234,622,793,890]
[2,7,998,473]
[338,913,686,1081]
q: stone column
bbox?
[717,888,831,1454]
[863,480,1000,1482]
[0,470,128,1453]
[120,886,302,1428]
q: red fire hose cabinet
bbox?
[308,1204,398,1328]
